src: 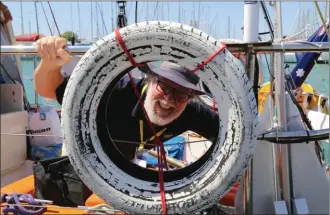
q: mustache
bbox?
[155,98,176,108]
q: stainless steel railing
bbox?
[1,41,330,55]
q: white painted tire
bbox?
[197,38,265,108]
[61,21,258,214]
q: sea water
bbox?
[20,57,329,163]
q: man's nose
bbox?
[164,92,176,102]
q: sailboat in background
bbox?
[284,3,329,63]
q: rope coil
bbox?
[1,193,46,215]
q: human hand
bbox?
[36,36,71,68]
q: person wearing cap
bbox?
[34,36,219,160]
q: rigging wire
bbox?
[153,1,159,19]
[40,2,53,36]
[135,1,138,23]
[260,1,274,41]
[47,1,61,37]
[91,3,102,38]
[97,2,109,35]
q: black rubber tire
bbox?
[61,21,258,214]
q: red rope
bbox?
[189,43,227,73]
[114,27,227,214]
[115,27,144,67]
[188,43,227,115]
[115,27,168,214]
[212,99,216,112]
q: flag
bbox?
[289,21,329,89]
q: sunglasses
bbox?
[155,77,193,103]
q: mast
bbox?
[325,1,328,21]
[161,2,164,20]
[297,5,301,33]
[101,2,104,36]
[313,4,317,32]
[29,19,31,35]
[135,1,138,23]
[20,1,24,34]
[95,2,99,39]
[111,1,114,31]
[191,2,196,27]
[302,9,306,32]
[34,2,39,35]
[77,2,81,39]
[233,24,235,38]
[273,2,294,214]
[228,16,231,38]
[178,0,181,23]
[167,1,169,21]
[91,2,93,40]
[160,2,163,20]
[306,8,311,37]
[97,2,108,36]
[155,1,159,20]
[70,2,73,37]
[197,1,200,28]
[146,1,149,21]
[207,6,210,33]
[242,2,259,214]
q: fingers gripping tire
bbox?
[61,21,258,214]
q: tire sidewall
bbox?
[61,21,258,214]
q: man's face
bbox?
[144,76,194,126]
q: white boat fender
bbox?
[61,21,258,214]
[318,94,326,112]
[302,93,312,111]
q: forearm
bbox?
[33,60,64,100]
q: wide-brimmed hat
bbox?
[138,61,208,96]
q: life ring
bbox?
[61,21,258,214]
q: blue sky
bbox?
[4,1,329,41]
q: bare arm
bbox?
[33,60,64,99]
[33,36,71,100]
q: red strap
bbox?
[115,27,227,214]
[115,27,168,214]
[233,52,242,59]
[189,42,227,73]
[115,27,144,67]
[212,99,216,112]
[189,43,226,115]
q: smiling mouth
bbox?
[158,100,172,110]
[156,101,175,115]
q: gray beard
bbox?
[143,85,184,126]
